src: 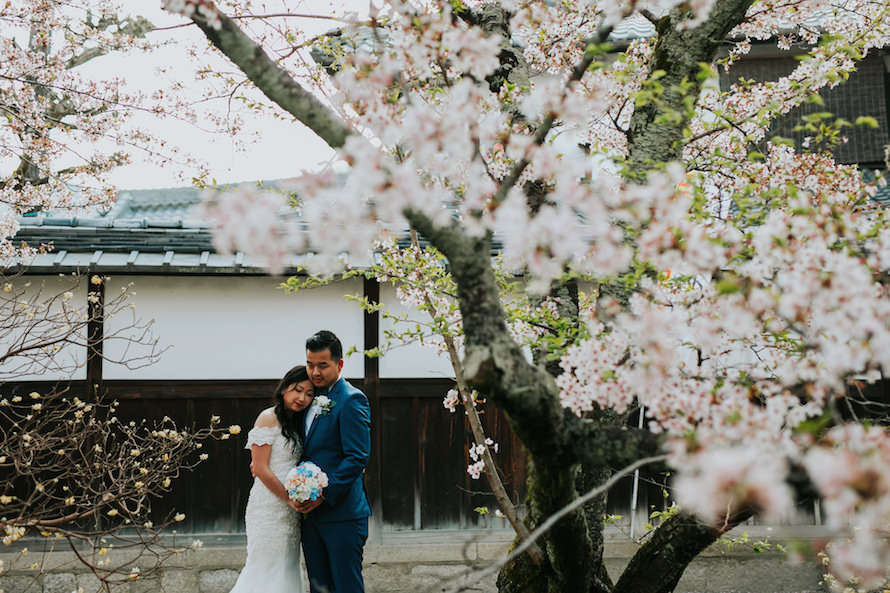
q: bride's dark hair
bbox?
[273,365,312,447]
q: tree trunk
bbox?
[612,510,752,593]
[626,0,753,174]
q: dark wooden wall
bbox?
[4,378,677,534]
[54,378,534,533]
[718,53,890,166]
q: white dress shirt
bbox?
[304,400,322,435]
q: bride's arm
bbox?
[250,409,300,510]
[250,443,290,503]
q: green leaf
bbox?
[769,135,795,148]
[715,277,741,295]
[855,116,879,128]
[793,409,832,436]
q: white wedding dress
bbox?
[230,426,305,593]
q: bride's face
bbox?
[282,380,314,413]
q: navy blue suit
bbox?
[300,377,371,593]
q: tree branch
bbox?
[612,508,753,593]
[64,16,155,69]
[406,229,545,566]
[189,4,351,149]
[490,26,612,207]
[626,0,754,174]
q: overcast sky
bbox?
[102,1,353,190]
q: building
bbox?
[4,184,533,541]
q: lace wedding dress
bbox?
[230,426,305,593]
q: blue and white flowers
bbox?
[284,461,329,502]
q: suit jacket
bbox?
[300,376,371,523]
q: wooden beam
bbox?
[86,274,104,400]
[363,276,383,541]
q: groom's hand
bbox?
[294,496,324,513]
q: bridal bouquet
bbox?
[284,461,329,502]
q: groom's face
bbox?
[306,348,343,389]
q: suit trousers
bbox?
[302,516,368,593]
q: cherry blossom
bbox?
[0,0,210,256]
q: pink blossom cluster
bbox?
[690,0,890,173]
[559,187,890,428]
[282,4,684,286]
[557,181,890,583]
[1,0,212,257]
[0,1,137,253]
[557,321,635,416]
[467,438,498,480]
[203,3,731,289]
[673,446,794,527]
[575,38,654,156]
[161,0,222,30]
[370,239,464,357]
[804,425,890,525]
[193,186,300,274]
[803,425,890,587]
[442,389,459,413]
[512,1,601,74]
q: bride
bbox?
[230,365,314,593]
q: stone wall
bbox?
[0,530,827,593]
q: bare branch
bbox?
[64,16,155,70]
[0,272,233,586]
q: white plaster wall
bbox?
[6,273,603,383]
[374,277,603,379]
[103,275,365,380]
[0,274,87,381]
[376,283,456,380]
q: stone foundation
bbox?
[0,529,827,593]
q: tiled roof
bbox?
[609,10,832,41]
[14,216,214,254]
[609,13,656,41]
[6,167,889,276]
[9,182,282,275]
[106,186,206,221]
[6,179,319,274]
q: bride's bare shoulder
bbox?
[253,407,280,429]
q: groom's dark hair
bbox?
[306,330,342,361]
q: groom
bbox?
[296,330,371,593]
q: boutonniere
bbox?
[315,395,336,415]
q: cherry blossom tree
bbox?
[168,0,890,591]
[0,5,251,587]
[0,0,220,258]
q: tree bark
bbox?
[612,510,752,593]
[576,462,615,593]
[626,0,754,174]
[405,211,616,592]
